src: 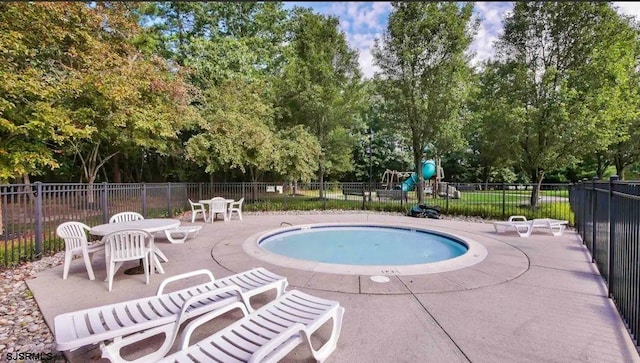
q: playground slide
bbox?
[400,160,437,192]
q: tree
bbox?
[185,76,280,198]
[277,7,364,198]
[274,125,321,193]
[494,2,640,204]
[372,2,477,203]
[466,62,519,184]
[0,3,93,182]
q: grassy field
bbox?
[246,187,574,223]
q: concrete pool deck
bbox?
[28,212,640,362]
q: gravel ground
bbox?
[0,210,491,362]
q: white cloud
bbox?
[469,2,513,66]
[323,2,390,78]
[612,2,640,19]
[293,2,640,78]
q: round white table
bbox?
[90,219,180,275]
[90,218,180,236]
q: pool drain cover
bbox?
[370,275,390,283]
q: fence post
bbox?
[591,177,598,263]
[581,178,588,243]
[141,183,147,217]
[198,182,203,201]
[167,182,172,217]
[34,181,42,258]
[502,182,506,219]
[102,182,108,224]
[608,175,619,296]
[361,183,365,210]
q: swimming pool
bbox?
[243,223,488,275]
[260,226,467,265]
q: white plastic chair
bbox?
[159,290,345,363]
[102,229,152,291]
[109,211,144,224]
[56,222,105,280]
[229,197,244,221]
[208,197,228,223]
[188,199,207,223]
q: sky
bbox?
[284,2,640,79]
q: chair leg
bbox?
[310,306,345,363]
[154,245,169,262]
[108,261,115,291]
[81,248,96,281]
[62,251,73,280]
[191,211,195,224]
[143,256,150,285]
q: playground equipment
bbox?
[381,160,440,192]
[400,159,437,192]
[380,158,460,199]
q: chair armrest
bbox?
[156,269,215,295]
[508,215,527,222]
[248,323,307,363]
[178,300,249,350]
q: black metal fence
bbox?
[570,177,639,347]
[0,181,572,268]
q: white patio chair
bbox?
[109,211,144,224]
[54,268,288,362]
[229,197,244,221]
[188,199,207,223]
[209,197,229,223]
[56,222,105,280]
[102,229,152,291]
[160,290,345,363]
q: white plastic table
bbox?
[90,219,180,275]
[198,199,234,222]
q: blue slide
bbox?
[400,160,437,192]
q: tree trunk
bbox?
[318,166,325,200]
[413,145,423,204]
[530,170,544,208]
[614,156,626,180]
[22,173,36,203]
[112,154,122,183]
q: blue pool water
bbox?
[259,226,468,265]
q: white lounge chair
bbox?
[159,289,345,363]
[109,211,144,224]
[56,222,106,280]
[162,225,202,243]
[494,216,568,237]
[54,268,288,362]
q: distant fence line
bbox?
[0,181,573,268]
[570,177,640,348]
